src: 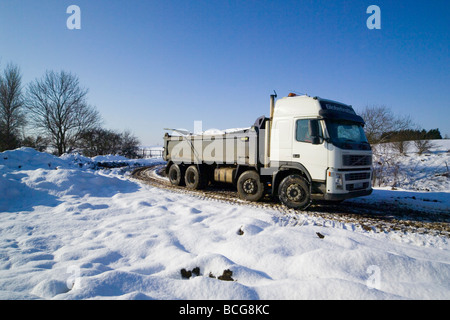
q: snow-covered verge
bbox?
[0,146,449,300]
[371,139,450,192]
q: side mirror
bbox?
[311,136,321,145]
[309,120,321,144]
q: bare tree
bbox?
[359,105,414,144]
[0,63,25,151]
[25,71,102,155]
[414,139,434,155]
[413,130,436,155]
[359,105,391,144]
[391,140,410,155]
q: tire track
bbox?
[131,165,450,238]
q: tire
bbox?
[184,165,205,190]
[278,174,311,210]
[237,170,265,202]
[168,164,185,186]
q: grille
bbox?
[345,172,371,181]
[343,155,372,166]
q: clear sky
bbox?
[1,0,449,145]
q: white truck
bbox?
[163,93,372,210]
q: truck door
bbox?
[291,118,328,181]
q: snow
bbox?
[166,127,250,136]
[0,144,449,300]
[372,139,450,192]
[201,127,250,135]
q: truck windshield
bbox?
[325,119,370,150]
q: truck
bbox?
[163,93,372,210]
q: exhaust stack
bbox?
[270,91,277,120]
[265,91,277,166]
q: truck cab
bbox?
[269,94,372,205]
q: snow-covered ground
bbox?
[371,139,450,192]
[0,142,449,300]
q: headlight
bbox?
[335,173,343,190]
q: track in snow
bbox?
[132,165,450,238]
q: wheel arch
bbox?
[272,163,312,196]
[165,161,174,175]
[234,165,258,185]
[165,160,188,174]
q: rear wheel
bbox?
[237,170,265,202]
[185,165,205,190]
[278,174,311,210]
[168,164,185,186]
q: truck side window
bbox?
[295,119,322,143]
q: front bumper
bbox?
[323,188,373,201]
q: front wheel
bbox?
[278,175,311,210]
[237,170,265,202]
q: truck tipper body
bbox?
[163,93,372,210]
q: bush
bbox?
[414,139,435,155]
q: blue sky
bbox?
[1,0,449,145]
